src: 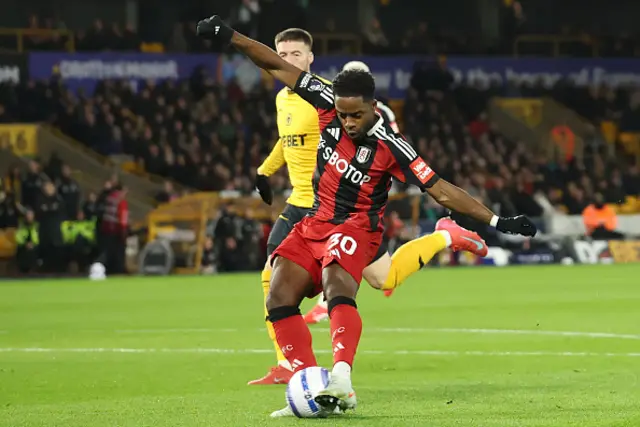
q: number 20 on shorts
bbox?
[327,233,358,256]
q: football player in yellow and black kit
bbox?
[248,28,469,385]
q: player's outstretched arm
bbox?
[427,179,538,237]
[196,15,302,89]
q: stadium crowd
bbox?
[2,59,639,222]
[2,3,640,273]
[9,0,640,57]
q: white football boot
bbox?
[314,374,357,412]
[269,405,342,418]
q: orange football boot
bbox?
[247,365,293,385]
[303,304,329,324]
[436,218,488,257]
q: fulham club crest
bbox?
[356,146,372,164]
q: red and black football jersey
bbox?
[294,72,440,232]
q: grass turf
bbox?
[1,264,639,426]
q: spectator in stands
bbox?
[142,144,166,176]
[239,208,262,270]
[168,22,188,52]
[113,22,140,51]
[401,21,432,54]
[0,191,20,229]
[0,103,13,123]
[563,182,588,214]
[487,176,517,216]
[410,58,453,94]
[45,152,64,181]
[500,0,525,54]
[3,165,22,203]
[96,184,129,275]
[233,0,261,39]
[36,182,65,273]
[200,236,216,274]
[21,160,45,210]
[362,18,390,53]
[82,191,98,220]
[68,211,96,273]
[511,178,544,217]
[623,163,640,196]
[582,193,623,240]
[214,205,244,271]
[15,209,39,273]
[56,165,81,220]
[155,181,178,205]
[84,19,109,51]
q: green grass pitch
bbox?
[1,264,640,427]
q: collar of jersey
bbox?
[366,114,384,136]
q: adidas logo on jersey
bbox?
[321,146,372,186]
[326,127,341,141]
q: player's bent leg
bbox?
[266,255,318,373]
[377,230,452,297]
[248,254,294,385]
[315,263,361,412]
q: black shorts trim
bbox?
[267,204,310,256]
[370,236,389,264]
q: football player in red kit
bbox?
[197,16,537,417]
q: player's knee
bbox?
[327,296,357,317]
[363,270,385,289]
[362,253,391,290]
[265,284,289,311]
[266,305,301,323]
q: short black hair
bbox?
[332,69,375,101]
[274,28,313,48]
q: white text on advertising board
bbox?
[58,60,179,79]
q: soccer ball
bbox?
[285,366,331,418]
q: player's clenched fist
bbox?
[196,15,234,45]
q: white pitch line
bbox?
[112,327,640,341]
[395,328,640,341]
[0,347,639,357]
[115,328,237,334]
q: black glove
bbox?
[496,215,538,237]
[449,211,538,237]
[255,174,273,205]
[196,15,235,45]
